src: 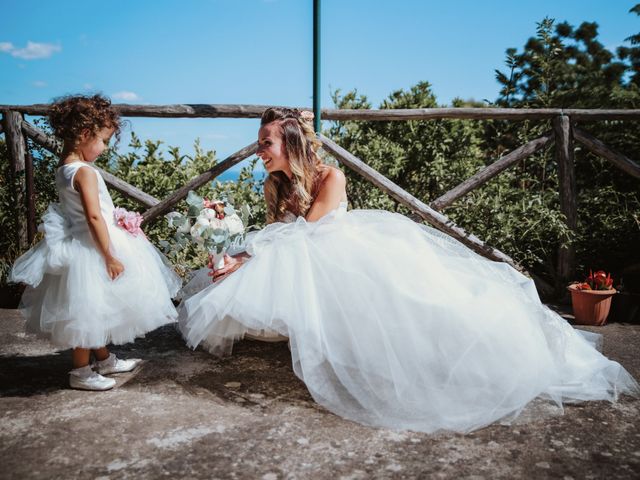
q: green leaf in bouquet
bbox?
[201,227,215,239]
[211,228,228,244]
[165,211,181,228]
[159,239,170,253]
[172,215,187,227]
[224,205,236,216]
[187,204,201,217]
[186,190,204,209]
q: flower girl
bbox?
[10,94,181,391]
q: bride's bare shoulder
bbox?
[318,164,346,186]
[314,164,347,205]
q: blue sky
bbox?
[2,0,638,176]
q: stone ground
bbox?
[0,307,639,480]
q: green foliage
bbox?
[328,83,486,211]
[490,13,640,282]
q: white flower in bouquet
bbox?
[224,213,244,236]
[200,208,218,221]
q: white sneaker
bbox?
[94,353,141,375]
[69,366,116,391]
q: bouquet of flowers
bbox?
[113,207,144,237]
[165,191,250,269]
[573,270,614,291]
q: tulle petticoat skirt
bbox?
[11,205,181,349]
[179,206,640,433]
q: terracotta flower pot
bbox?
[567,284,617,325]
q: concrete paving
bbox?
[0,307,639,479]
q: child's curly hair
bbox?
[48,94,122,146]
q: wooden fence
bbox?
[2,104,640,296]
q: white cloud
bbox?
[112,91,141,102]
[0,41,61,60]
[32,80,47,88]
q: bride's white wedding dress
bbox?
[178,202,639,433]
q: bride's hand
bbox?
[208,254,244,282]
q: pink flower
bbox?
[203,198,226,219]
[114,207,145,237]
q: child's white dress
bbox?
[10,162,181,349]
[179,202,639,433]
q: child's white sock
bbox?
[95,353,116,368]
[69,365,93,378]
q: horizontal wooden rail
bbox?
[431,132,554,211]
[318,134,523,271]
[21,121,161,208]
[2,104,640,121]
[573,127,640,180]
[142,141,258,224]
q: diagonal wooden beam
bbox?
[318,134,523,271]
[21,120,160,208]
[141,141,258,224]
[573,127,640,180]
[21,120,61,153]
[431,132,554,211]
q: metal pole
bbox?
[313,0,321,133]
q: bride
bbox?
[178,107,639,433]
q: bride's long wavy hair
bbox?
[261,107,323,224]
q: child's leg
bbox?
[92,347,110,362]
[72,348,91,368]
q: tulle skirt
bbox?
[178,206,639,433]
[10,204,181,349]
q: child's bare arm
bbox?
[75,167,124,279]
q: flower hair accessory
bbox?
[299,110,315,122]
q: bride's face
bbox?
[257,122,292,178]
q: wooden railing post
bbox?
[24,151,37,243]
[553,115,577,289]
[2,110,29,249]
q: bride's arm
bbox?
[305,168,346,222]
